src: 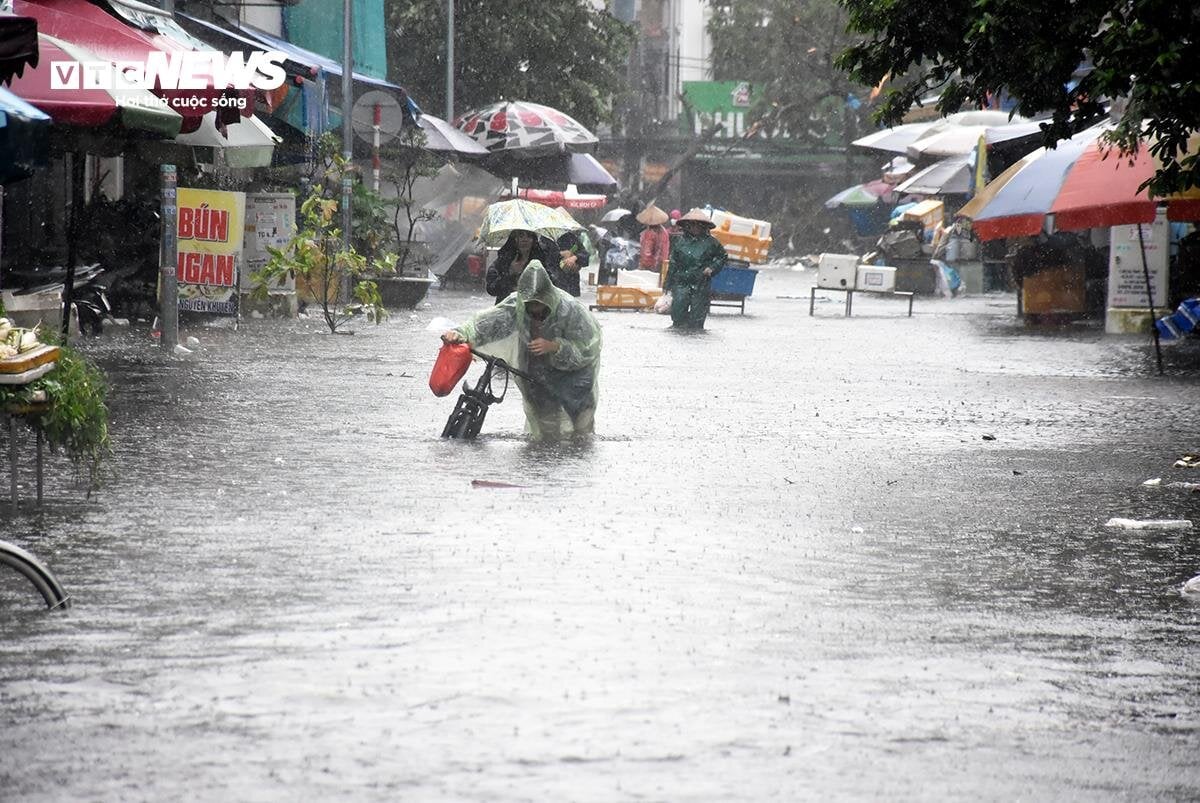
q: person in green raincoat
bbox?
[441,261,602,439]
[665,208,726,329]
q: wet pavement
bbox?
[3,267,1200,800]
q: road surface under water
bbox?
[2,268,1199,800]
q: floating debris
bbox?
[1104,518,1193,530]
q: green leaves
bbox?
[386,0,632,127]
[836,0,1200,194]
[0,343,111,490]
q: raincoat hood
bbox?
[517,261,561,313]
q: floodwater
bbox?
[3,268,1200,801]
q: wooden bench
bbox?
[809,285,914,317]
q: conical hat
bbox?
[635,204,669,226]
[677,208,715,228]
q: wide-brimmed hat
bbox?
[635,205,669,226]
[677,208,715,228]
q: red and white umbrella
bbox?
[455,100,598,156]
[965,122,1200,240]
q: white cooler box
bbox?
[817,253,859,289]
[856,265,897,293]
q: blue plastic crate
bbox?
[710,265,758,296]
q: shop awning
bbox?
[229,20,420,121]
[13,0,250,132]
[0,84,50,182]
[173,111,280,168]
[0,15,38,85]
[8,33,182,137]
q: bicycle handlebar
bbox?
[468,345,537,383]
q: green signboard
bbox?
[679,80,763,138]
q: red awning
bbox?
[13,0,252,132]
[8,33,182,136]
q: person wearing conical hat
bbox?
[665,209,726,330]
[442,261,602,439]
[636,204,672,284]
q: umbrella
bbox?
[601,207,631,223]
[906,118,1043,161]
[477,198,584,247]
[854,111,1030,154]
[965,122,1200,241]
[455,100,598,156]
[824,179,897,209]
[568,153,618,188]
[417,113,489,156]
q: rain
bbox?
[2,0,1200,800]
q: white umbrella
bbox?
[893,155,974,195]
[416,113,489,156]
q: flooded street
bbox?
[3,267,1200,800]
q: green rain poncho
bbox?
[454,261,602,439]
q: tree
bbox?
[254,135,395,334]
[707,0,871,145]
[386,0,634,128]
[837,0,1200,196]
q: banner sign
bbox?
[679,81,761,139]
[1107,208,1169,308]
[176,188,246,315]
[241,192,296,293]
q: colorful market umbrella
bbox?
[455,100,598,156]
[824,179,897,209]
[965,122,1200,241]
[8,33,183,137]
[477,198,584,246]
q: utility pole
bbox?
[341,0,354,299]
[445,0,454,120]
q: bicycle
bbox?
[441,346,537,440]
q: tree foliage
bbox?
[837,0,1200,196]
[386,0,634,129]
[707,0,870,144]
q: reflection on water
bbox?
[2,272,1200,799]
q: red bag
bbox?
[429,342,472,397]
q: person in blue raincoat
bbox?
[442,261,602,439]
[665,208,726,329]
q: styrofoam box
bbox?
[709,209,772,239]
[856,265,897,292]
[817,253,859,289]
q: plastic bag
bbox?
[429,342,472,397]
[654,292,673,314]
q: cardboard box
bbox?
[1022,265,1085,315]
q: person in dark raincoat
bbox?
[442,261,602,439]
[485,230,562,304]
[665,208,726,329]
[553,230,589,297]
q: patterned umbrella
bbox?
[477,198,584,247]
[965,122,1200,240]
[455,100,598,156]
